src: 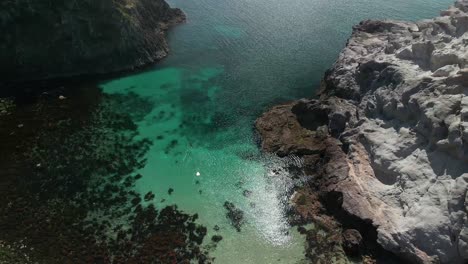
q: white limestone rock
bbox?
[432,64,459,77]
[319,1,468,263]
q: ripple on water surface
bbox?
[100,66,309,263]
[98,0,454,262]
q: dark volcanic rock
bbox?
[0,0,186,85]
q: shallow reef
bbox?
[0,85,211,263]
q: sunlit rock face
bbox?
[0,0,185,84]
[257,1,468,263]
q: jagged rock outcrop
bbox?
[257,1,468,263]
[0,0,185,84]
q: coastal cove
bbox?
[0,0,457,263]
[101,0,453,262]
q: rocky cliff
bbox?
[257,1,468,263]
[0,0,184,84]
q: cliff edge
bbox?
[257,1,468,263]
[0,0,185,84]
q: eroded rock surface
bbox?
[257,1,468,263]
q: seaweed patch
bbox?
[0,85,212,263]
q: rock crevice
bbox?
[257,1,468,263]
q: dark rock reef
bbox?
[0,85,211,263]
[0,0,185,84]
[257,1,468,263]
[223,201,245,232]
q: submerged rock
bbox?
[144,191,155,201]
[242,190,252,197]
[211,235,223,243]
[223,201,245,232]
[256,1,468,263]
[0,86,212,263]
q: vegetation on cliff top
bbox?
[0,0,184,84]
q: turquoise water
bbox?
[99,0,453,262]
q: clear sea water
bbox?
[99,0,453,262]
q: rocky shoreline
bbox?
[0,0,185,86]
[257,1,468,263]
